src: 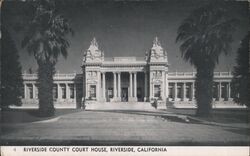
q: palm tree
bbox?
[176,1,236,117]
[22,0,73,116]
[231,33,250,108]
[1,27,23,109]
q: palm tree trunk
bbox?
[195,65,214,117]
[37,60,55,116]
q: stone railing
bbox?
[214,72,232,76]
[22,73,77,79]
[168,72,196,76]
[105,57,145,62]
[168,72,232,77]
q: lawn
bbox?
[0,108,82,124]
[167,108,250,124]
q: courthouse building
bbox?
[20,37,237,109]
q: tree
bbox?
[22,0,73,116]
[231,33,250,108]
[176,1,236,117]
[1,27,23,109]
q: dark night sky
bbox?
[2,0,249,73]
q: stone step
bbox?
[85,102,156,110]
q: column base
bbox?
[144,97,149,102]
[216,98,222,101]
[160,96,166,101]
[181,98,188,101]
[128,97,137,102]
[99,97,107,102]
[172,98,177,101]
[166,97,169,101]
[116,97,121,102]
[111,97,121,102]
[228,98,233,101]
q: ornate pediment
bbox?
[147,37,168,63]
[82,38,104,64]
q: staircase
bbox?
[85,102,156,110]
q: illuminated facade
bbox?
[20,37,236,109]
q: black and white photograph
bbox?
[0,0,249,153]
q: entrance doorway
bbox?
[137,87,143,101]
[107,88,113,102]
[121,88,128,102]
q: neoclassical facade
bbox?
[20,37,236,109]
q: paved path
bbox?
[1,110,249,145]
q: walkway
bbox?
[1,109,249,145]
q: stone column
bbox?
[129,72,133,97]
[174,82,177,101]
[189,83,192,101]
[162,71,165,100]
[113,72,117,99]
[85,83,88,99]
[134,72,137,100]
[118,72,121,100]
[182,83,186,101]
[165,73,169,101]
[24,83,27,99]
[83,70,86,100]
[149,72,153,99]
[32,83,36,99]
[144,72,148,101]
[228,82,231,100]
[57,83,61,99]
[218,82,221,101]
[152,83,154,99]
[97,71,101,101]
[226,82,231,101]
[66,83,70,99]
[74,84,76,101]
[192,82,195,100]
[102,72,106,100]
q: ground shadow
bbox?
[222,127,250,136]
[0,108,83,124]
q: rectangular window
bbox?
[21,84,25,98]
[154,85,161,98]
[53,84,58,99]
[221,83,226,100]
[61,84,66,99]
[35,85,38,99]
[168,85,173,98]
[230,83,233,98]
[177,85,181,98]
[27,84,33,99]
[76,85,82,100]
[212,83,218,98]
[186,85,190,99]
[90,85,96,98]
[108,88,113,98]
[69,84,75,99]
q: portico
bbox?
[98,71,145,102]
[82,37,168,102]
